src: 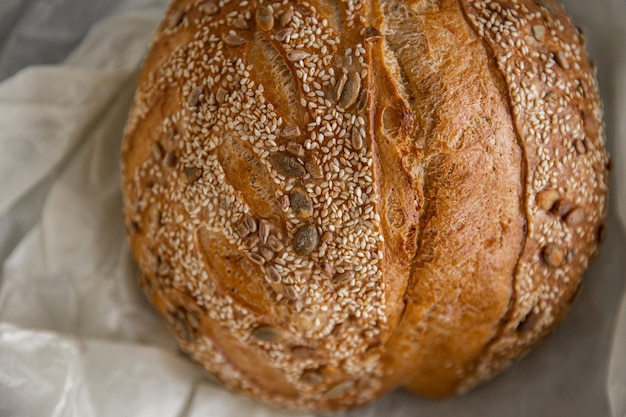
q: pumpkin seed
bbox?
[184,167,202,183]
[289,188,313,218]
[293,224,319,256]
[269,152,306,177]
[252,325,281,342]
[187,86,202,107]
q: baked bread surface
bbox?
[121,0,609,411]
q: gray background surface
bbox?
[0,1,624,416]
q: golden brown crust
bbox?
[121,0,609,411]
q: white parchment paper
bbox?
[0,1,624,416]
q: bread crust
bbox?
[121,0,609,411]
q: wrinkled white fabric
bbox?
[0,1,624,416]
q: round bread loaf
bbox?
[121,0,610,411]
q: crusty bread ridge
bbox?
[121,0,609,411]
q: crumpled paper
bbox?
[0,0,624,416]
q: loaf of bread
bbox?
[121,0,610,411]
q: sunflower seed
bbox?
[184,167,202,183]
[365,27,382,39]
[290,345,317,359]
[163,151,176,167]
[551,199,572,217]
[244,234,260,248]
[248,252,266,265]
[516,310,539,333]
[169,10,185,29]
[565,207,585,225]
[536,189,560,211]
[301,369,324,385]
[279,194,291,210]
[235,221,250,237]
[338,72,361,108]
[293,224,319,256]
[351,127,363,150]
[325,380,355,398]
[305,157,323,179]
[542,245,564,268]
[259,219,271,243]
[573,139,586,154]
[256,6,274,31]
[280,124,301,138]
[200,2,219,15]
[224,33,246,46]
[275,27,293,42]
[267,235,284,252]
[532,24,545,42]
[128,221,140,234]
[280,7,294,27]
[260,247,274,261]
[216,87,227,104]
[332,270,354,285]
[357,90,368,112]
[535,0,558,15]
[333,72,348,102]
[267,265,281,283]
[252,325,281,342]
[232,17,249,30]
[187,313,199,330]
[555,50,569,69]
[269,152,306,177]
[244,213,258,233]
[289,189,313,218]
[166,126,176,140]
[286,142,304,157]
[187,86,202,107]
[152,142,164,159]
[283,284,297,300]
[175,311,194,342]
[598,224,606,243]
[287,50,310,62]
[320,261,333,276]
[157,261,170,276]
